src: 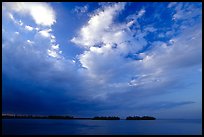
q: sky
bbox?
[2,2,202,119]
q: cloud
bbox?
[71,3,148,94]
[136,101,196,110]
[137,9,145,18]
[47,44,62,59]
[25,25,34,31]
[47,49,59,58]
[71,2,202,101]
[3,2,56,26]
[125,8,146,29]
[26,40,34,45]
[73,5,88,14]
[2,2,202,118]
[142,24,202,71]
[6,12,24,26]
[168,2,202,21]
[7,12,15,20]
[167,2,177,8]
[71,2,126,48]
[39,29,52,38]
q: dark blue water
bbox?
[2,119,202,135]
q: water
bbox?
[2,119,202,135]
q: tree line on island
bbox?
[2,114,74,119]
[92,116,156,120]
[126,116,156,120]
[2,114,156,120]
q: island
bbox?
[126,116,156,120]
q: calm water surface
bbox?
[2,119,202,135]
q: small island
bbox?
[2,114,156,120]
[126,116,156,120]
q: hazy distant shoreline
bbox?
[2,114,156,120]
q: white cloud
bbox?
[39,29,52,38]
[51,35,55,39]
[50,35,56,43]
[35,27,39,31]
[71,3,149,96]
[71,2,126,48]
[18,20,23,26]
[47,49,59,58]
[3,4,62,61]
[7,12,14,20]
[3,2,56,26]
[70,2,202,100]
[47,44,62,59]
[37,27,61,59]
[51,44,59,50]
[127,20,135,27]
[25,25,34,31]
[26,40,34,45]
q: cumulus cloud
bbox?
[39,29,52,38]
[3,2,56,26]
[71,3,148,91]
[47,44,62,59]
[25,25,34,31]
[71,2,126,48]
[2,1,63,70]
[71,2,202,101]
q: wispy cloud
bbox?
[136,101,196,110]
[73,5,88,15]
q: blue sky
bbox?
[2,2,202,119]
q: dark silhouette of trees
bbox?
[126,116,141,120]
[92,116,120,120]
[126,116,156,120]
[3,114,156,120]
[48,115,74,119]
[141,116,156,120]
[2,114,74,119]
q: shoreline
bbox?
[2,115,156,120]
[2,117,156,120]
